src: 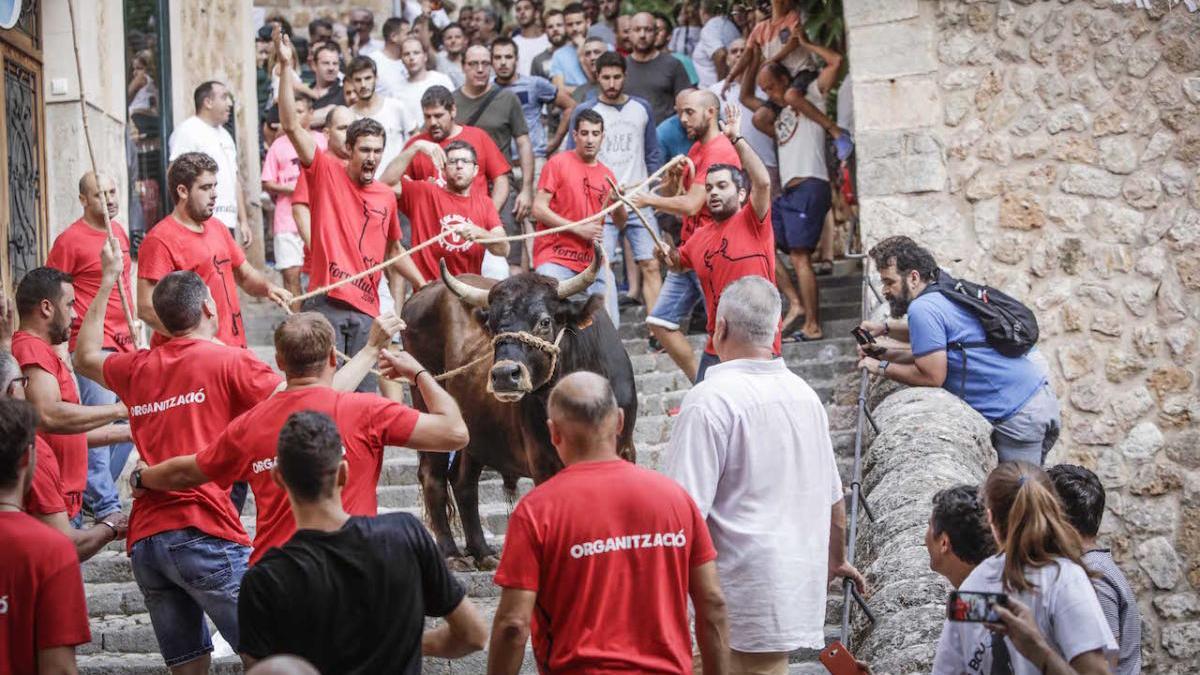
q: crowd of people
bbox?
[0,1,1136,674]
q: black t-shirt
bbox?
[238,513,466,674]
[625,52,691,127]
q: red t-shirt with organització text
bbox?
[195,386,421,565]
[138,215,248,348]
[679,202,781,355]
[303,148,403,316]
[397,178,502,280]
[103,338,281,551]
[494,460,716,674]
[45,219,136,352]
[11,331,86,518]
[23,438,67,517]
[402,125,510,195]
[533,151,617,272]
[680,135,741,243]
[0,512,91,673]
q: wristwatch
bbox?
[131,468,144,491]
[878,359,891,375]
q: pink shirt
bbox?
[261,133,327,235]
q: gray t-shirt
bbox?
[624,52,691,127]
[453,86,529,162]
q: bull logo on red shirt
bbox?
[438,214,477,253]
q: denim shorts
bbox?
[302,294,376,392]
[130,528,250,667]
[603,206,661,262]
[771,178,831,252]
[646,270,704,331]
[535,261,619,329]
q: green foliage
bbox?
[797,0,844,49]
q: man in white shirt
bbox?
[393,37,454,108]
[693,0,742,88]
[168,80,252,247]
[346,56,421,177]
[513,0,552,77]
[663,276,864,674]
[350,8,385,57]
[370,17,411,97]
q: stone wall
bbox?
[850,384,995,673]
[845,1,1200,669]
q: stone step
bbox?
[377,478,533,510]
[618,309,862,341]
[78,653,242,675]
[623,323,861,355]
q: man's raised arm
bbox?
[723,104,771,221]
[275,27,317,167]
[74,236,124,387]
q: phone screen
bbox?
[947,591,1007,622]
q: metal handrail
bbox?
[841,255,878,643]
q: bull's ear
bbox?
[556,294,605,329]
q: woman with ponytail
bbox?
[932,462,1117,675]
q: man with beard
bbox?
[138,153,290,350]
[593,0,622,45]
[655,104,778,382]
[46,172,136,524]
[860,236,1061,464]
[616,15,633,55]
[390,86,512,216]
[308,42,346,126]
[625,12,691,126]
[568,51,663,318]
[531,10,565,80]
[493,37,577,160]
[11,269,130,527]
[346,56,421,176]
[435,22,468,88]
[635,89,739,382]
[532,109,626,326]
[569,37,608,104]
[388,140,510,279]
[512,0,550,77]
[276,31,425,392]
[549,3,591,89]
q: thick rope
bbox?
[66,0,145,350]
[605,176,664,250]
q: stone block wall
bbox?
[845,1,1200,670]
[851,384,995,673]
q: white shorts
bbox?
[273,232,305,270]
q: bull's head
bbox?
[441,244,605,402]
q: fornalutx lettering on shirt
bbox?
[568,530,688,559]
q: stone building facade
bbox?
[844,0,1200,670]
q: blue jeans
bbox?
[77,365,134,519]
[646,270,704,331]
[603,206,661,262]
[131,528,249,667]
[535,261,619,329]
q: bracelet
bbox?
[732,136,745,146]
[412,370,428,383]
[98,519,119,539]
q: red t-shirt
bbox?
[397,178,502,280]
[679,202,782,355]
[195,386,421,565]
[303,148,403,316]
[402,125,510,195]
[680,136,742,243]
[24,438,67,517]
[0,512,91,673]
[494,460,716,674]
[103,338,282,551]
[45,219,136,353]
[533,152,616,272]
[138,215,248,348]
[10,332,86,518]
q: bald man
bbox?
[246,656,318,675]
[489,372,730,674]
[45,171,137,523]
[625,11,691,126]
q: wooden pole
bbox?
[65,0,146,350]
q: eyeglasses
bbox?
[446,157,476,167]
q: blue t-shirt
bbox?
[502,75,559,157]
[549,44,587,87]
[908,291,1045,421]
[656,115,691,160]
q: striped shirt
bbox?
[1083,549,1142,674]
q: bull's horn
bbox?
[440,259,490,308]
[556,243,605,299]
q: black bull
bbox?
[400,246,637,568]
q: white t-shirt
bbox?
[357,38,385,58]
[837,73,854,137]
[933,555,1118,675]
[663,358,843,652]
[581,97,657,186]
[355,96,420,178]
[369,51,411,98]
[392,69,455,111]
[168,116,239,230]
[513,33,552,78]
[777,79,828,185]
[709,81,777,169]
[693,16,741,88]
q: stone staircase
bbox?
[76,260,864,674]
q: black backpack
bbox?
[927,269,1039,358]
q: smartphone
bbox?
[820,640,861,675]
[850,327,876,346]
[947,590,1008,623]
